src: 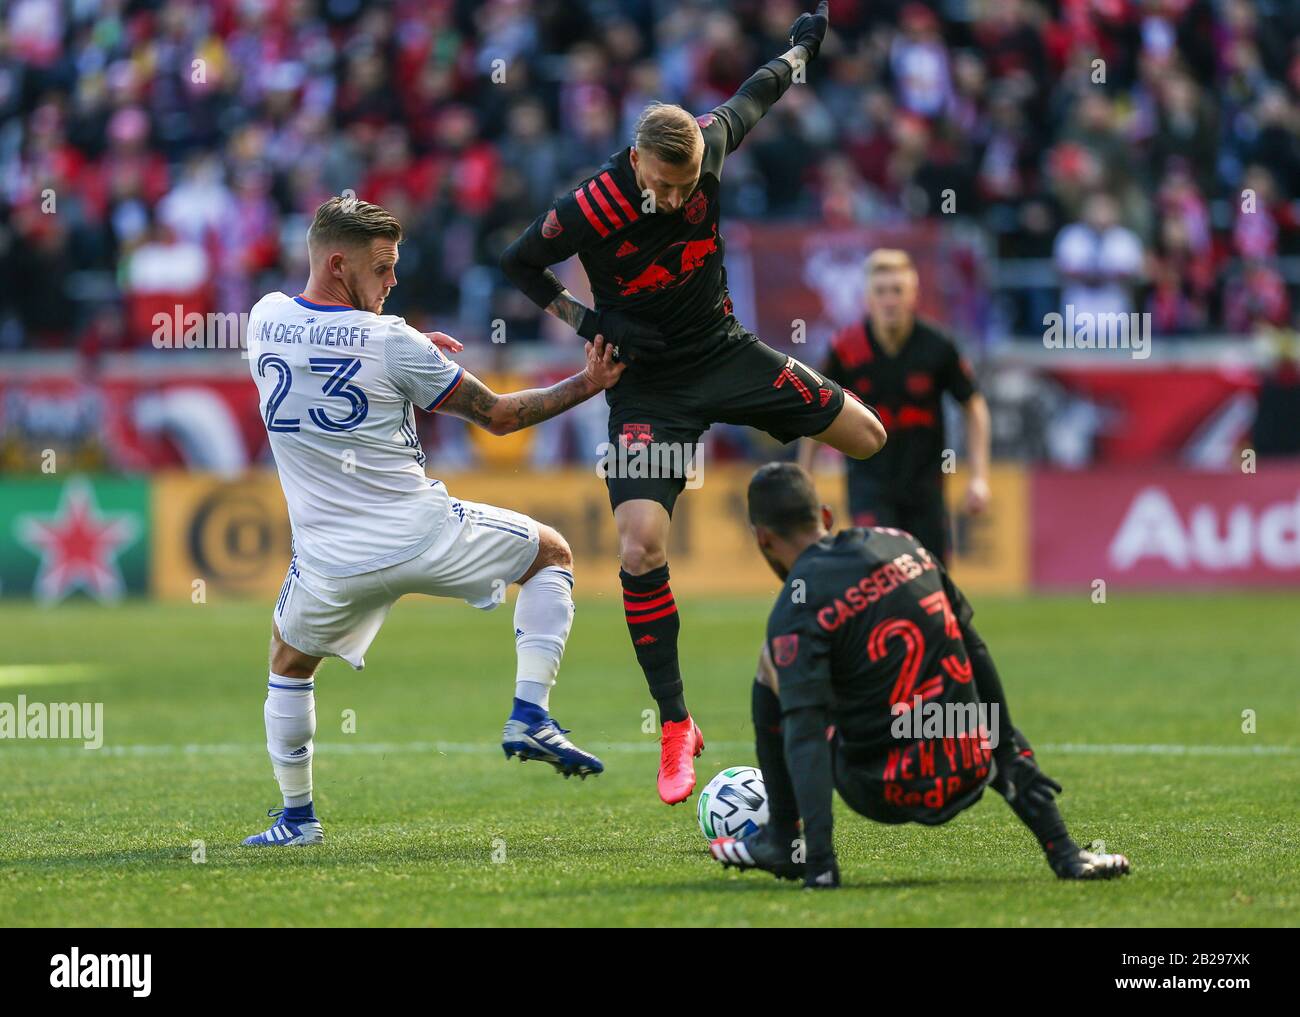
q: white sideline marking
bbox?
[5,740,1298,760]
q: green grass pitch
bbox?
[1,592,1297,927]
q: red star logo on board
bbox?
[15,478,139,603]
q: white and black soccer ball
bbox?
[697,766,769,840]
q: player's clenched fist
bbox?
[583,335,626,390]
[789,1,830,62]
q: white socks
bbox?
[513,566,575,711]
[264,673,315,807]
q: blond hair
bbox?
[633,103,703,165]
[308,196,403,252]
[864,249,916,275]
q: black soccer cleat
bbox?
[710,836,805,881]
[1050,846,1132,880]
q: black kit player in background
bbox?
[709,463,1131,888]
[797,249,991,563]
[500,2,887,806]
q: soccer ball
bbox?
[697,766,769,840]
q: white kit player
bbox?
[242,197,624,847]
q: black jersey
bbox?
[822,318,977,503]
[546,125,730,353]
[766,526,992,824]
[501,57,802,364]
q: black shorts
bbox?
[604,320,845,512]
[846,470,952,564]
[830,731,990,827]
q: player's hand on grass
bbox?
[422,331,464,354]
[789,1,830,62]
[578,307,668,363]
[583,335,626,391]
[992,752,1063,814]
[710,824,808,882]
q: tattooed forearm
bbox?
[438,368,596,436]
[439,371,500,430]
[545,290,590,332]
[500,371,597,434]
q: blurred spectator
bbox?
[0,0,1298,349]
[121,217,211,346]
[1250,331,1300,458]
[1054,192,1145,319]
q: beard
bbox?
[761,548,789,582]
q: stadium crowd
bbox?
[2,0,1299,353]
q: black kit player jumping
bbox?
[500,3,886,805]
[708,463,1131,887]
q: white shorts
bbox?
[274,498,540,669]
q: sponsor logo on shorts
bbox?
[596,437,704,490]
[773,356,823,405]
[619,423,654,449]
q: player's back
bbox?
[246,292,465,578]
[778,526,980,754]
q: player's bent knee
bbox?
[852,413,888,459]
[269,625,320,679]
[619,537,666,575]
[522,524,573,582]
[839,407,887,460]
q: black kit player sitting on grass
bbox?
[500,2,885,806]
[709,463,1132,888]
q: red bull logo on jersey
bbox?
[684,189,708,224]
[615,224,718,296]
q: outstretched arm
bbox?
[438,336,623,435]
[713,1,830,154]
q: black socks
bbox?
[620,564,687,723]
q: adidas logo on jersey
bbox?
[616,240,639,258]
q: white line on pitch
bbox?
[3,740,1298,760]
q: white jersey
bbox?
[246,292,464,578]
